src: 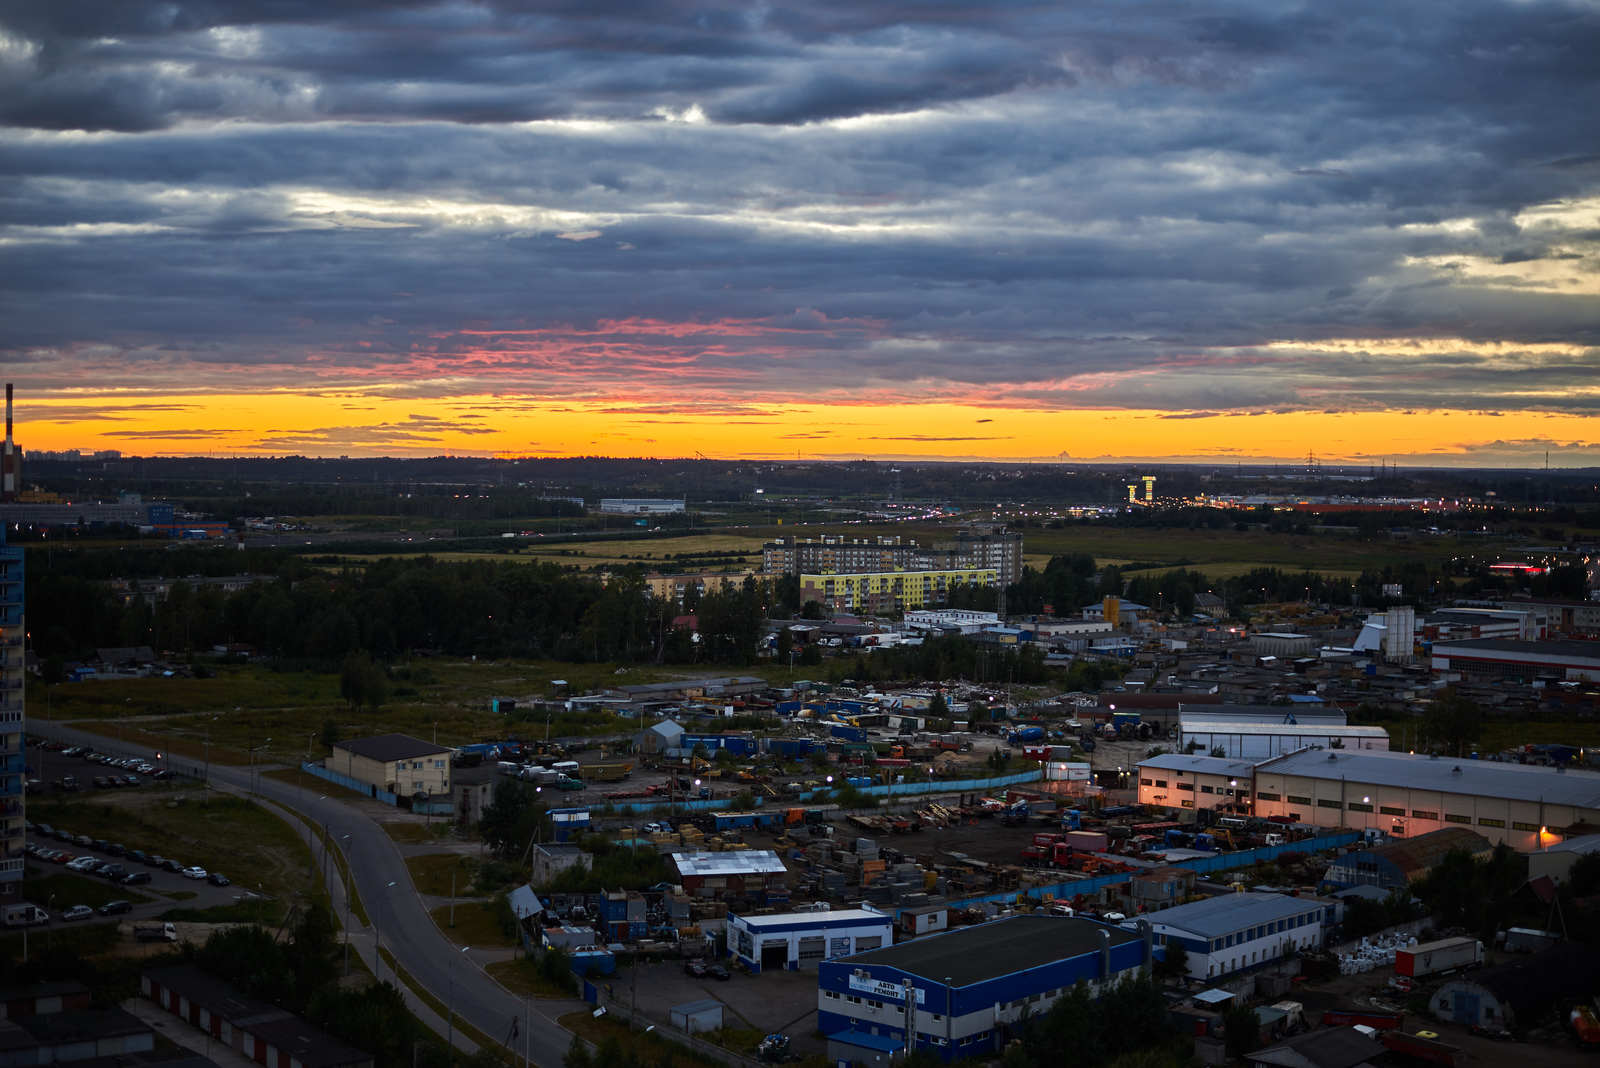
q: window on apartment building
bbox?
[1182,800,1194,809]
[1513,821,1539,832]
[1200,785,1214,794]
[1380,806,1405,817]
[1477,817,1505,828]
[1178,783,1194,792]
[1141,778,1154,787]
[1317,799,1342,809]
[1287,795,1312,805]
[433,759,445,768]
[1412,810,1439,821]
[1444,814,1471,824]
[1255,792,1280,802]
[1154,779,1168,788]
[1346,802,1373,813]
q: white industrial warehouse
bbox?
[1136,747,1600,851]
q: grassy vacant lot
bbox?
[27,793,319,908]
[24,869,155,910]
[49,660,656,765]
[559,1009,735,1068]
[336,532,767,572]
[334,520,1482,583]
[405,853,479,896]
[428,901,512,947]
[485,958,575,999]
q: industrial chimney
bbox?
[2,383,20,501]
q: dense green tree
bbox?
[339,651,389,712]
[1223,1004,1261,1058]
[1421,686,1483,755]
[479,779,551,858]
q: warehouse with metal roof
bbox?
[817,914,1151,1063]
[1252,748,1600,850]
[1133,892,1331,982]
[1322,828,1493,890]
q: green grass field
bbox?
[428,901,513,947]
[26,793,322,907]
[49,660,659,766]
[23,870,155,911]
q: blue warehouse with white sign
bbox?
[817,914,1153,1062]
[727,908,894,973]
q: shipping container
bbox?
[830,724,869,743]
[1320,1009,1403,1030]
[1394,937,1482,978]
[1064,830,1109,853]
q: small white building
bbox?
[726,908,893,974]
[1135,892,1330,981]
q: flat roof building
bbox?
[1430,639,1600,682]
[1133,892,1329,982]
[1137,754,1256,813]
[1252,748,1600,850]
[801,568,998,614]
[1178,720,1389,761]
[818,915,1151,1063]
[727,908,893,974]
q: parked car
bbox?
[705,963,731,981]
[120,872,152,886]
[100,864,127,881]
[161,859,185,874]
[126,850,148,865]
[684,959,708,978]
[181,866,208,881]
[98,900,133,915]
[207,872,230,887]
[61,905,94,922]
[145,854,167,868]
[104,843,126,856]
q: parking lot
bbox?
[26,738,184,796]
[601,956,828,1058]
[18,739,280,929]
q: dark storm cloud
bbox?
[0,0,1597,427]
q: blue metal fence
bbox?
[921,831,1360,917]
[301,761,399,806]
[796,768,1043,802]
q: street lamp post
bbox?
[341,834,354,976]
[446,944,470,1061]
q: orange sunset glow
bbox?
[2,4,1596,466]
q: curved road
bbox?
[30,721,578,1068]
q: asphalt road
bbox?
[29,721,576,1068]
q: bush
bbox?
[538,947,577,996]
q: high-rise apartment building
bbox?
[0,523,22,893]
[765,526,1023,586]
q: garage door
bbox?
[761,942,788,971]
[797,937,827,962]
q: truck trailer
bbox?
[1394,937,1482,979]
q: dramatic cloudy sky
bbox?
[2,0,1598,464]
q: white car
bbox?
[67,856,99,872]
[61,905,94,921]
[181,866,208,880]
